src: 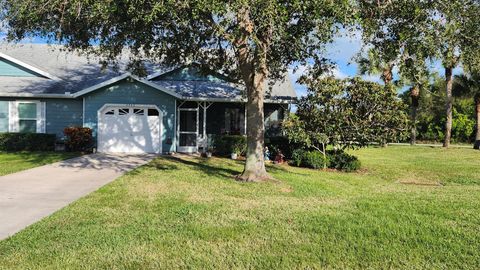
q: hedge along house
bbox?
[0,44,296,154]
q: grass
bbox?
[0,152,81,176]
[0,146,479,269]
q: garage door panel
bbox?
[98,106,161,154]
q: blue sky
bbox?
[288,31,369,97]
[288,31,463,97]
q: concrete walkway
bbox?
[0,153,156,240]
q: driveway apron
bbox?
[0,153,155,240]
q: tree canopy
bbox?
[0,0,356,181]
[357,0,480,148]
[284,76,408,152]
[1,0,354,79]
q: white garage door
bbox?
[98,105,162,153]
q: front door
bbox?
[178,109,198,153]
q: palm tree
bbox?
[453,74,480,149]
[398,56,430,145]
[357,49,396,86]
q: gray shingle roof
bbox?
[149,78,295,101]
[0,43,296,101]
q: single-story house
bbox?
[0,44,296,154]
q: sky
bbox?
[287,30,463,97]
[288,31,370,97]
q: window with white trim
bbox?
[0,101,8,132]
[5,101,46,133]
[18,102,38,133]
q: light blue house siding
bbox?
[82,79,177,153]
[0,58,41,77]
[45,99,83,137]
[0,98,83,137]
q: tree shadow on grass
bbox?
[156,155,309,179]
[161,156,242,179]
[143,159,179,171]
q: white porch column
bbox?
[203,102,207,139]
[244,104,247,135]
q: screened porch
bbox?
[176,101,288,153]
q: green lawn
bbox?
[0,152,81,176]
[0,146,479,269]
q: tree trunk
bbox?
[410,84,420,145]
[382,65,394,86]
[235,6,270,181]
[379,65,394,147]
[443,67,453,148]
[238,79,270,181]
[474,97,480,150]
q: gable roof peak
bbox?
[0,52,60,80]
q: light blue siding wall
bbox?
[0,58,41,77]
[45,99,83,137]
[82,79,176,153]
[0,97,83,137]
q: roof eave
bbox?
[180,96,296,104]
[0,92,74,99]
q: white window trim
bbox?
[9,100,46,133]
[0,101,9,133]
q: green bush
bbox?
[290,149,306,167]
[0,133,56,151]
[290,148,360,172]
[212,135,247,156]
[303,151,329,169]
[327,150,361,172]
[64,127,93,152]
[290,149,329,169]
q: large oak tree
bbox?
[0,0,354,181]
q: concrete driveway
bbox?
[0,153,156,240]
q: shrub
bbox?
[327,150,361,172]
[290,148,360,172]
[290,149,329,169]
[212,135,247,156]
[303,151,329,169]
[0,133,56,151]
[63,127,93,152]
[290,149,306,167]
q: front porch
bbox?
[176,101,288,153]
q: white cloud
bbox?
[288,64,308,84]
[325,29,363,65]
[361,74,382,83]
[288,64,309,97]
[330,67,348,79]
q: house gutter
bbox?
[0,93,75,99]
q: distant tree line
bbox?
[357,0,480,149]
[400,73,480,147]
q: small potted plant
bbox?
[231,144,243,160]
[206,147,213,158]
